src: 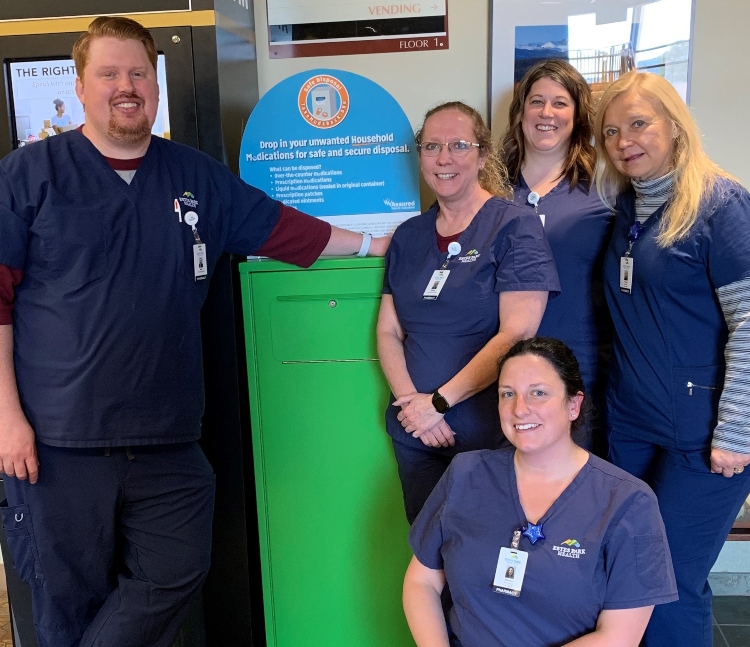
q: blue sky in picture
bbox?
[516,24,568,49]
[515,24,568,82]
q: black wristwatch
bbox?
[431,390,452,414]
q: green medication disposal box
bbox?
[240,257,415,647]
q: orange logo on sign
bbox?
[298,75,350,129]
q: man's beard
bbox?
[107,94,151,144]
[108,112,151,144]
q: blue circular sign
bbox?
[240,69,420,233]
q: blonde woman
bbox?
[595,71,750,646]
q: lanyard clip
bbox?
[628,222,644,244]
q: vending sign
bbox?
[267,0,449,58]
[240,69,420,237]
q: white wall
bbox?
[254,1,490,127]
[254,0,749,196]
[253,1,491,206]
[690,0,750,187]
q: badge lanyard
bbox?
[492,521,545,597]
[527,191,545,227]
[422,241,461,300]
[184,211,207,282]
[620,221,644,294]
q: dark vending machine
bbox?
[0,3,264,645]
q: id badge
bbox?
[492,546,528,597]
[193,244,208,281]
[539,213,546,227]
[619,256,633,294]
[422,269,450,300]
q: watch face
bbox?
[432,391,450,414]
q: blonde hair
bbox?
[415,101,511,199]
[594,71,734,247]
[73,16,158,79]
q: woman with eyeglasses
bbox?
[377,102,560,523]
[499,60,613,455]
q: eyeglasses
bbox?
[417,140,481,157]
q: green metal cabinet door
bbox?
[240,258,414,647]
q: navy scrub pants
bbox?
[609,431,750,647]
[1,441,215,647]
[391,439,456,525]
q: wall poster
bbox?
[490,0,694,130]
[8,56,171,149]
[240,69,420,237]
[267,0,449,58]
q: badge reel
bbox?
[423,241,461,300]
[620,222,643,294]
[184,212,207,282]
[527,191,545,227]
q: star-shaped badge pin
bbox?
[522,522,546,545]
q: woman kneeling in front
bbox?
[403,338,677,647]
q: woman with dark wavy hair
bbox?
[404,338,677,647]
[500,60,612,454]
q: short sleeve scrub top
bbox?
[410,449,679,647]
[382,197,561,454]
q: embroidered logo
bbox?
[553,540,586,558]
[174,192,199,223]
[458,249,480,263]
[179,191,199,209]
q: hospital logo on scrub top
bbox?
[553,540,586,558]
[458,249,480,263]
[179,191,199,209]
[298,75,350,129]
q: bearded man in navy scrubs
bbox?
[0,16,387,647]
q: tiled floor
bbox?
[0,586,743,646]
[0,587,12,647]
[714,596,750,647]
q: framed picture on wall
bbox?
[489,0,695,131]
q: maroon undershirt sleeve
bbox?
[0,265,24,324]
[255,204,332,268]
[105,151,331,267]
[0,154,329,322]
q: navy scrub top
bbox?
[410,449,678,647]
[603,181,750,449]
[0,131,282,447]
[512,176,612,392]
[383,197,560,452]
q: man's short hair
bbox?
[72,16,158,79]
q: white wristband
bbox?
[357,233,372,257]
